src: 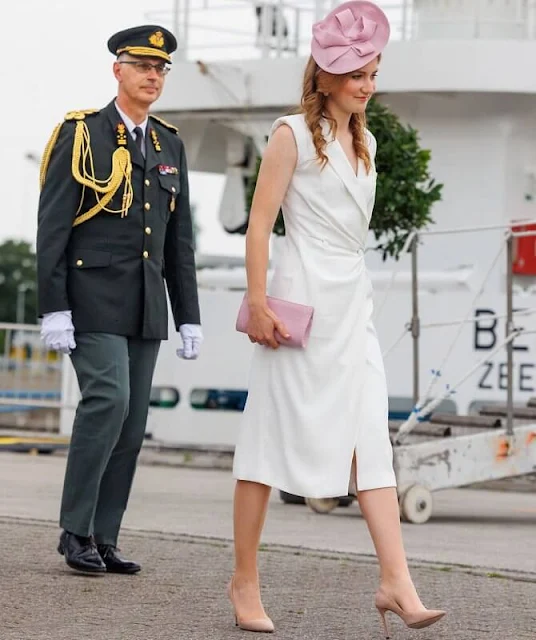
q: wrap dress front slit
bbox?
[233,114,397,498]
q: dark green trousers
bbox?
[60,333,160,545]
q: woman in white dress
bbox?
[229,2,446,636]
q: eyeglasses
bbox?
[119,61,170,77]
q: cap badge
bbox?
[149,31,165,48]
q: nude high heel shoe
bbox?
[228,577,275,633]
[375,588,446,638]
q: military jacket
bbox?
[36,100,200,339]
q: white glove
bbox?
[177,324,203,360]
[40,310,76,354]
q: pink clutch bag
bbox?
[236,294,314,348]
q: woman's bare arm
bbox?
[245,124,297,347]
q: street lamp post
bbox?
[25,152,40,165]
[23,151,41,246]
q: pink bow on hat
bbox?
[311,1,390,75]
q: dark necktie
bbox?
[133,126,145,159]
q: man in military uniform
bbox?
[36,25,202,574]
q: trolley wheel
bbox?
[279,490,305,505]
[305,497,340,514]
[400,484,433,524]
[397,486,410,520]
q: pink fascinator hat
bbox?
[311,1,390,75]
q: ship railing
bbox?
[0,323,64,433]
[383,221,536,444]
[145,0,536,63]
[145,1,412,61]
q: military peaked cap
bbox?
[108,25,177,63]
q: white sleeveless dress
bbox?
[233,114,397,498]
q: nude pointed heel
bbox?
[375,588,446,638]
[377,606,391,638]
[228,578,275,633]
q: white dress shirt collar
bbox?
[114,101,148,137]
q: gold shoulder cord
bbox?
[150,114,179,134]
[40,122,63,189]
[40,110,134,227]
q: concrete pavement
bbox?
[0,451,535,639]
[1,518,535,640]
[1,453,535,575]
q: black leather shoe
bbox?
[96,544,141,574]
[57,531,106,574]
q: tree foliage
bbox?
[243,98,443,260]
[0,240,37,324]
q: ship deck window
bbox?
[388,396,457,421]
[149,386,180,408]
[190,388,248,411]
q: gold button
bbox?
[171,186,176,193]
[144,202,151,211]
[143,251,149,259]
[76,259,83,267]
[145,179,150,187]
[145,226,152,235]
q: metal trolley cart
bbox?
[300,408,536,524]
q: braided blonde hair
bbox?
[299,55,373,173]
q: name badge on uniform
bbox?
[158,164,179,175]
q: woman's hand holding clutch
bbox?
[236,294,314,349]
[246,303,290,349]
